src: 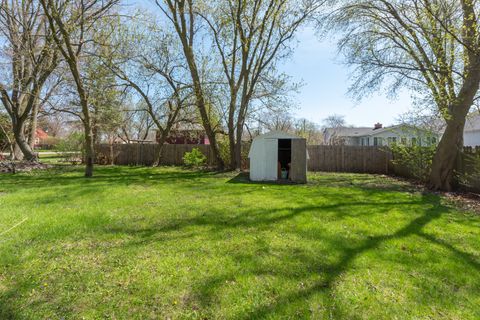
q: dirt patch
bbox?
[438,191,480,214]
[0,161,52,173]
[390,175,480,214]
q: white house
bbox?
[323,123,439,147]
[464,114,480,147]
[248,131,308,183]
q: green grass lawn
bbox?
[0,166,479,319]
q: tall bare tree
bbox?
[0,0,59,161]
[39,0,119,177]
[200,0,323,169]
[333,0,480,190]
[107,16,193,166]
[155,0,226,169]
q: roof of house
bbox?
[35,128,48,139]
[171,122,205,131]
[324,127,374,137]
[253,130,302,140]
[324,124,434,138]
[153,122,206,132]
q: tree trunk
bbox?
[84,123,95,177]
[228,124,236,170]
[429,62,480,191]
[79,87,95,177]
[153,135,168,167]
[428,123,464,191]
[234,124,244,170]
[189,81,224,169]
[13,120,37,161]
[179,40,224,169]
[205,127,224,169]
[12,142,23,161]
[28,102,39,150]
[152,144,164,167]
[109,142,114,165]
[233,110,247,170]
[428,102,472,191]
[234,141,242,170]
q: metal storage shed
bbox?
[248,131,308,183]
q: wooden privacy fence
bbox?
[307,145,393,173]
[95,144,216,166]
[96,143,480,192]
[96,144,394,174]
[456,147,480,192]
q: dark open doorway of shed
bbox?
[278,139,291,179]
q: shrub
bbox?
[390,144,436,182]
[183,148,207,167]
[56,132,84,164]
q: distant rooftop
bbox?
[324,123,434,137]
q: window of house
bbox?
[401,137,407,145]
[411,137,417,146]
[374,137,382,146]
[387,137,397,145]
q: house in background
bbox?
[34,128,49,146]
[157,122,210,145]
[464,114,480,147]
[323,123,439,146]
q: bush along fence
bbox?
[95,143,480,191]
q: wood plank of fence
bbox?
[98,144,393,173]
[306,145,391,174]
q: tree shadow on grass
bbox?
[1,169,480,318]
[147,195,478,318]
[91,193,480,318]
[102,199,425,245]
[223,196,479,319]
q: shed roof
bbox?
[253,130,302,140]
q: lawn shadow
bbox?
[1,167,480,318]
[91,192,480,318]
[224,196,480,319]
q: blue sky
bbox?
[281,27,413,127]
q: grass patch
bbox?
[0,167,479,319]
[38,153,64,165]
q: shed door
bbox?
[264,139,278,180]
[290,139,307,183]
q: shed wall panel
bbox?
[290,139,307,183]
